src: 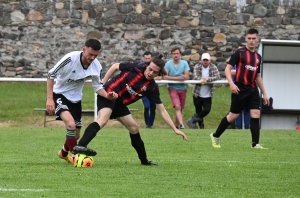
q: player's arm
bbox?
[156,103,188,140]
[102,63,120,84]
[231,69,236,76]
[225,64,239,94]
[46,78,55,115]
[256,73,269,106]
[96,88,118,100]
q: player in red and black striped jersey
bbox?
[210,28,270,149]
[73,55,188,166]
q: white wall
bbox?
[262,63,300,109]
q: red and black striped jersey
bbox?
[104,63,162,106]
[229,47,261,88]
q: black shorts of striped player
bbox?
[33,108,138,127]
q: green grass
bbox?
[0,128,299,197]
[0,82,230,128]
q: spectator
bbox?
[231,43,250,129]
[163,47,190,129]
[187,53,220,129]
[138,51,156,128]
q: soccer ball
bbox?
[73,154,94,168]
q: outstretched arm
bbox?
[156,103,188,140]
[102,63,120,84]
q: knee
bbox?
[128,123,139,134]
[174,105,182,111]
[65,121,76,130]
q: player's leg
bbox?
[117,113,158,166]
[53,94,77,163]
[210,92,243,148]
[248,89,266,148]
[73,96,114,156]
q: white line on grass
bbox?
[164,159,299,165]
[0,187,45,192]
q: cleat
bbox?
[73,145,97,156]
[199,122,204,129]
[210,133,221,148]
[179,124,185,129]
[141,161,158,166]
[58,151,73,164]
[252,144,268,149]
[187,118,198,129]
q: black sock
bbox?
[78,122,101,147]
[130,133,148,164]
[214,116,230,137]
[250,118,260,147]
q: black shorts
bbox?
[97,96,131,119]
[230,83,260,114]
[53,93,82,128]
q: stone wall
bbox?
[1,0,300,78]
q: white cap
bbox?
[201,53,211,60]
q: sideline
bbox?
[0,187,46,192]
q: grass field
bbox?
[1,82,299,197]
[0,128,299,198]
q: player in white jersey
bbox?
[46,39,117,164]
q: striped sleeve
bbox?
[47,57,71,79]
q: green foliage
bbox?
[0,128,299,197]
[0,82,231,128]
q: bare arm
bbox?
[156,103,188,140]
[46,78,55,115]
[225,64,240,94]
[102,63,120,84]
[256,73,270,106]
[96,88,118,100]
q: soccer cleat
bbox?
[210,133,221,148]
[141,161,158,166]
[73,145,97,156]
[179,124,185,129]
[58,151,73,164]
[252,144,268,149]
[199,122,204,129]
[187,118,198,129]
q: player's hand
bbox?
[263,95,270,106]
[106,91,118,100]
[175,129,188,140]
[46,99,55,115]
[230,83,239,94]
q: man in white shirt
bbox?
[187,53,220,129]
[46,39,117,164]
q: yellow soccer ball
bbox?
[73,154,94,168]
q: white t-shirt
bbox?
[199,66,211,98]
[48,51,103,102]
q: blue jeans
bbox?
[236,107,250,129]
[142,97,156,127]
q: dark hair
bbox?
[85,39,101,51]
[150,54,167,76]
[246,28,259,36]
[171,47,181,54]
[143,51,152,56]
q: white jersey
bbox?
[48,51,103,102]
